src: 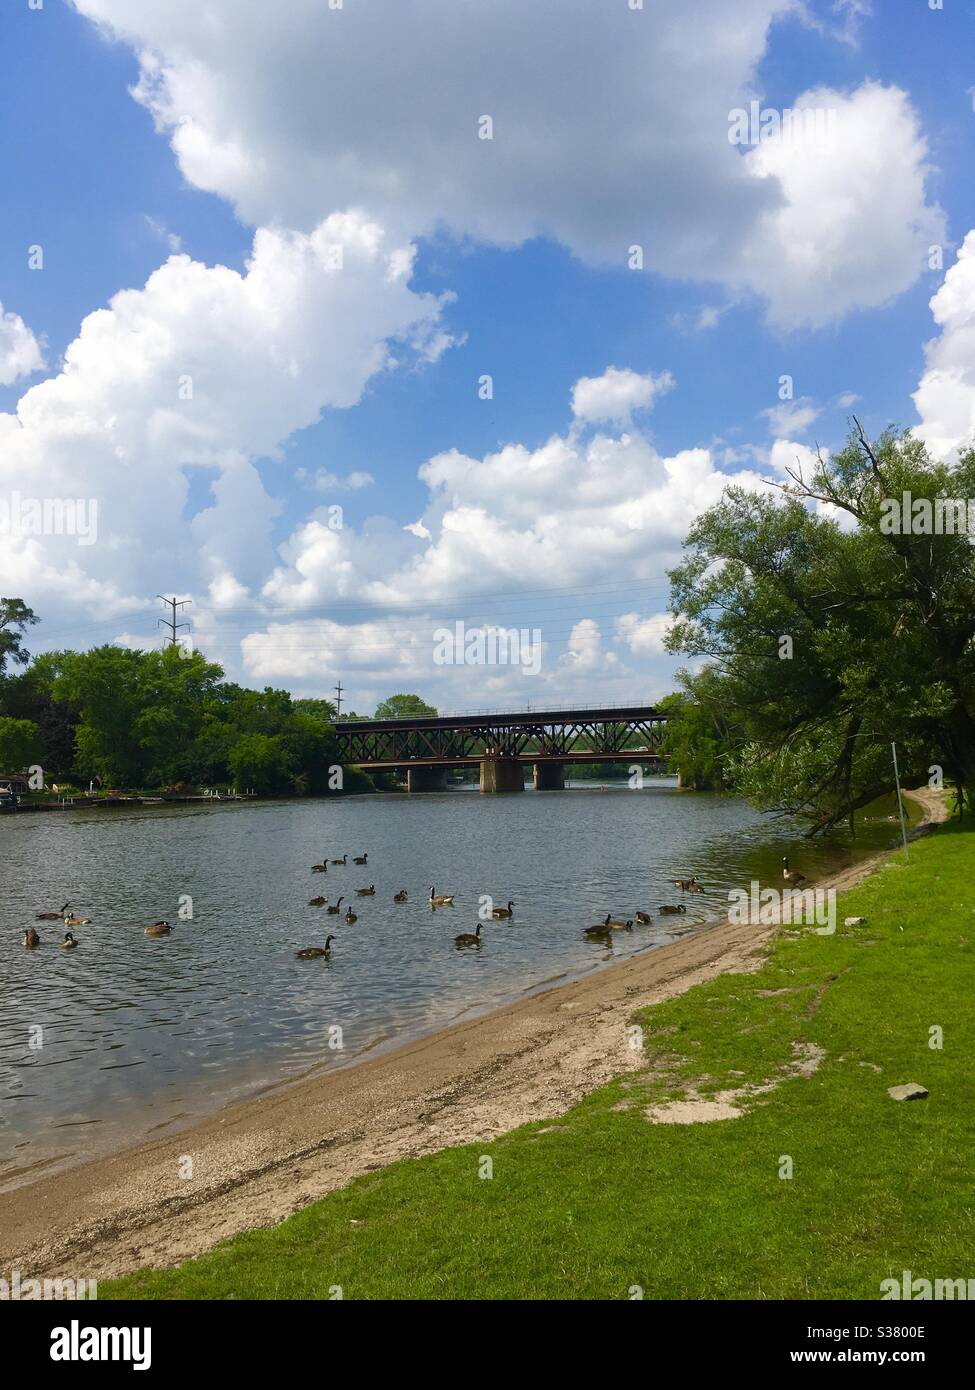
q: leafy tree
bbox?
[658,681,744,790]
[0,651,78,777]
[374,693,438,720]
[228,733,293,794]
[0,598,38,677]
[0,716,44,772]
[667,423,975,830]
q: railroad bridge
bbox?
[333,703,669,792]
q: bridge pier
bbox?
[406,766,449,793]
[533,762,565,790]
[479,759,525,794]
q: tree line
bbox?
[0,608,438,797]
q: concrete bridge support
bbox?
[533,762,565,790]
[407,765,449,793]
[479,759,525,794]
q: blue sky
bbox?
[1,0,974,709]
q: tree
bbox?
[658,681,744,790]
[0,716,44,772]
[0,651,78,777]
[374,693,438,720]
[667,423,975,830]
[228,733,293,794]
[0,598,38,677]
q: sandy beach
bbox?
[0,788,946,1283]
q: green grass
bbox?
[105,823,975,1300]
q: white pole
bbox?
[891,742,909,859]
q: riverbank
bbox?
[0,788,954,1291]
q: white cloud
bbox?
[559,618,617,672]
[72,1,941,327]
[571,367,674,426]
[296,468,374,493]
[913,231,975,461]
[615,612,674,657]
[0,303,44,386]
[734,83,945,328]
[258,374,776,620]
[0,213,451,626]
[761,397,820,436]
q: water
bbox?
[0,781,909,1187]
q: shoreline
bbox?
[0,788,947,1283]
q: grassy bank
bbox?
[106,822,975,1300]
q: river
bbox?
[0,780,910,1188]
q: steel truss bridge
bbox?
[333,704,669,792]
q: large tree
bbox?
[374,693,438,720]
[667,423,975,830]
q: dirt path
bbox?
[0,788,946,1282]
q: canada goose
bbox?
[309,896,328,907]
[326,897,344,915]
[659,904,686,916]
[145,921,173,937]
[296,936,334,961]
[491,901,515,919]
[331,854,348,866]
[689,882,705,893]
[393,890,408,903]
[23,927,40,948]
[672,878,696,892]
[344,907,357,924]
[606,917,634,930]
[782,857,806,886]
[36,901,71,921]
[454,924,482,946]
[311,863,328,874]
[430,887,455,907]
[62,931,78,950]
[635,911,652,924]
[584,924,614,940]
[63,914,91,927]
[353,853,368,865]
[356,885,376,896]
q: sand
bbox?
[0,788,947,1282]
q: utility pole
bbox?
[158,595,192,648]
[334,681,344,716]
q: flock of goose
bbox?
[20,855,807,959]
[22,902,173,949]
[291,860,722,959]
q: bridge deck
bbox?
[333,703,664,734]
[333,704,668,770]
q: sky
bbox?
[1,0,974,713]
